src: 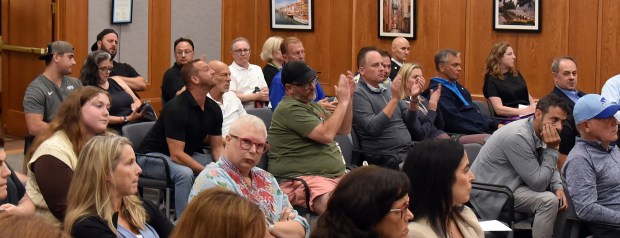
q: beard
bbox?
[101,44,117,60]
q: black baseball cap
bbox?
[282,61,319,86]
[91,29,118,51]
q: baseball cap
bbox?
[573,94,620,124]
[90,29,118,51]
[38,41,74,60]
[281,61,319,86]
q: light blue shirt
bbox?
[431,77,469,106]
[556,86,581,103]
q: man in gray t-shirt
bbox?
[23,41,82,137]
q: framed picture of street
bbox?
[493,0,541,32]
[379,0,416,39]
[270,0,313,31]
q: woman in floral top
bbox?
[190,115,308,237]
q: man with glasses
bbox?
[190,115,309,238]
[563,94,620,236]
[24,41,82,140]
[470,95,570,238]
[91,29,146,92]
[352,47,415,169]
[162,37,195,104]
[229,37,269,109]
[268,61,355,215]
[139,59,225,218]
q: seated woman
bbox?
[172,187,266,238]
[80,50,144,133]
[399,63,488,145]
[64,135,173,237]
[0,136,35,216]
[311,166,413,238]
[190,115,308,237]
[26,86,111,224]
[260,36,284,87]
[483,42,536,117]
[403,139,483,238]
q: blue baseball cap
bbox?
[573,94,620,124]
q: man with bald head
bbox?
[208,60,246,138]
[389,37,410,80]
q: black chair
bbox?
[122,122,174,219]
[559,187,620,238]
[349,129,403,169]
[246,107,273,129]
[473,100,491,118]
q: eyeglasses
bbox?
[175,50,194,56]
[229,134,269,154]
[98,66,113,73]
[389,201,410,221]
[233,48,251,55]
[291,76,318,89]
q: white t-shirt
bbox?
[208,91,247,135]
[229,61,268,109]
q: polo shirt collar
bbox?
[576,137,616,152]
[359,77,386,93]
[231,61,248,70]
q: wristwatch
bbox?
[123,116,128,123]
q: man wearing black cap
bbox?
[268,61,355,214]
[91,28,146,91]
[23,41,82,137]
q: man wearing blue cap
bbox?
[563,94,620,236]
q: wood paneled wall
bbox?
[222,0,620,98]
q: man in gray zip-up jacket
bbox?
[470,94,570,238]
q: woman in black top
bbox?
[260,36,284,87]
[483,42,536,117]
[65,135,173,238]
[80,50,144,132]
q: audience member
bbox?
[403,139,483,238]
[0,136,35,216]
[260,36,284,87]
[470,94,570,238]
[26,86,111,224]
[422,49,500,134]
[229,37,270,109]
[65,135,173,237]
[190,115,308,237]
[80,50,144,133]
[0,212,69,238]
[389,37,410,80]
[311,166,413,238]
[207,60,246,137]
[483,42,536,117]
[378,49,393,84]
[352,46,415,168]
[138,59,224,217]
[170,187,267,238]
[563,94,620,237]
[24,41,82,138]
[91,29,146,91]
[548,56,586,169]
[601,74,620,121]
[162,37,194,104]
[268,61,354,214]
[399,63,488,145]
[269,37,332,111]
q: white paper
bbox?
[479,220,512,231]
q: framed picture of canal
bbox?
[271,0,313,31]
[493,0,541,32]
[379,0,416,39]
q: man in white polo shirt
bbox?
[229,37,269,109]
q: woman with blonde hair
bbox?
[483,42,536,117]
[64,134,173,237]
[171,187,267,238]
[260,36,284,87]
[26,86,111,224]
[398,63,488,144]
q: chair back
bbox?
[473,100,491,117]
[464,143,483,163]
[246,108,273,129]
[335,134,354,166]
[121,121,156,151]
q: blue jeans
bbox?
[137,152,212,218]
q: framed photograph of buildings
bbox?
[493,0,541,32]
[270,0,313,31]
[379,0,416,39]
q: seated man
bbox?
[162,37,194,104]
[138,59,224,218]
[470,94,570,238]
[352,46,415,168]
[207,60,246,137]
[268,61,354,214]
[563,94,620,237]
[190,115,308,238]
[422,49,500,134]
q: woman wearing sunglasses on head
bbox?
[189,115,308,238]
[311,165,413,238]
